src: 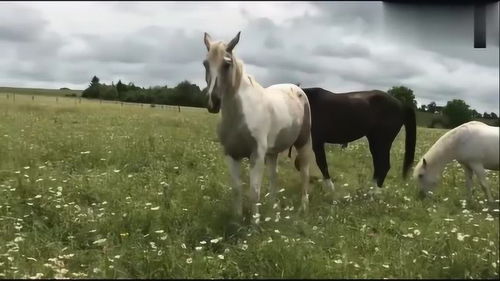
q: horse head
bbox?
[413,158,439,196]
[202,31,241,114]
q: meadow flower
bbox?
[195,246,203,251]
[218,255,224,260]
[382,264,389,268]
[155,230,164,234]
[421,250,429,255]
[451,227,457,233]
[456,233,468,241]
[93,238,107,245]
[186,257,193,264]
[333,259,342,264]
[274,229,280,234]
[241,244,248,251]
[181,243,186,249]
[150,206,160,211]
[113,169,120,173]
[413,229,421,236]
[265,217,271,222]
[210,238,220,244]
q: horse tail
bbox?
[288,146,293,158]
[402,105,417,179]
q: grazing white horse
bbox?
[202,31,313,221]
[413,121,499,203]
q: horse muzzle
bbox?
[207,96,221,114]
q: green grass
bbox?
[0,93,498,278]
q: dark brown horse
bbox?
[295,87,416,189]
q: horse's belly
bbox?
[268,126,301,154]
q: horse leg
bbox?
[368,138,379,187]
[469,163,494,204]
[296,141,312,212]
[249,147,266,223]
[312,140,335,193]
[376,144,391,187]
[226,156,242,218]
[461,163,474,203]
[368,137,391,188]
[266,153,279,205]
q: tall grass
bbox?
[0,94,498,278]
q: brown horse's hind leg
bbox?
[295,141,312,212]
[312,140,331,180]
[312,140,335,193]
[368,136,392,187]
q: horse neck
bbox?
[220,60,256,122]
[424,132,457,174]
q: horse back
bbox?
[302,87,404,143]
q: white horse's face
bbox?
[203,32,240,114]
[413,158,439,195]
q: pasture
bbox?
[0,93,498,278]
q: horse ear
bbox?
[226,31,241,53]
[423,158,427,168]
[204,32,212,51]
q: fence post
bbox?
[79,97,81,104]
[56,97,58,103]
[178,105,180,112]
[32,96,34,101]
[13,93,15,102]
[6,93,9,99]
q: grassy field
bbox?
[0,93,498,278]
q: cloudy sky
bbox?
[0,1,498,113]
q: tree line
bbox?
[80,77,498,128]
[81,76,207,108]
[388,85,499,128]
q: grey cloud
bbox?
[263,34,283,49]
[0,5,48,42]
[312,43,370,58]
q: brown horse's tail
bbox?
[402,105,416,179]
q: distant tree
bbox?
[100,85,119,100]
[443,99,472,128]
[91,76,100,87]
[471,109,481,119]
[59,87,70,90]
[427,101,437,113]
[483,112,491,119]
[116,80,127,93]
[419,104,427,112]
[490,112,498,119]
[82,75,101,98]
[387,86,417,108]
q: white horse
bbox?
[202,31,313,221]
[413,121,499,203]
